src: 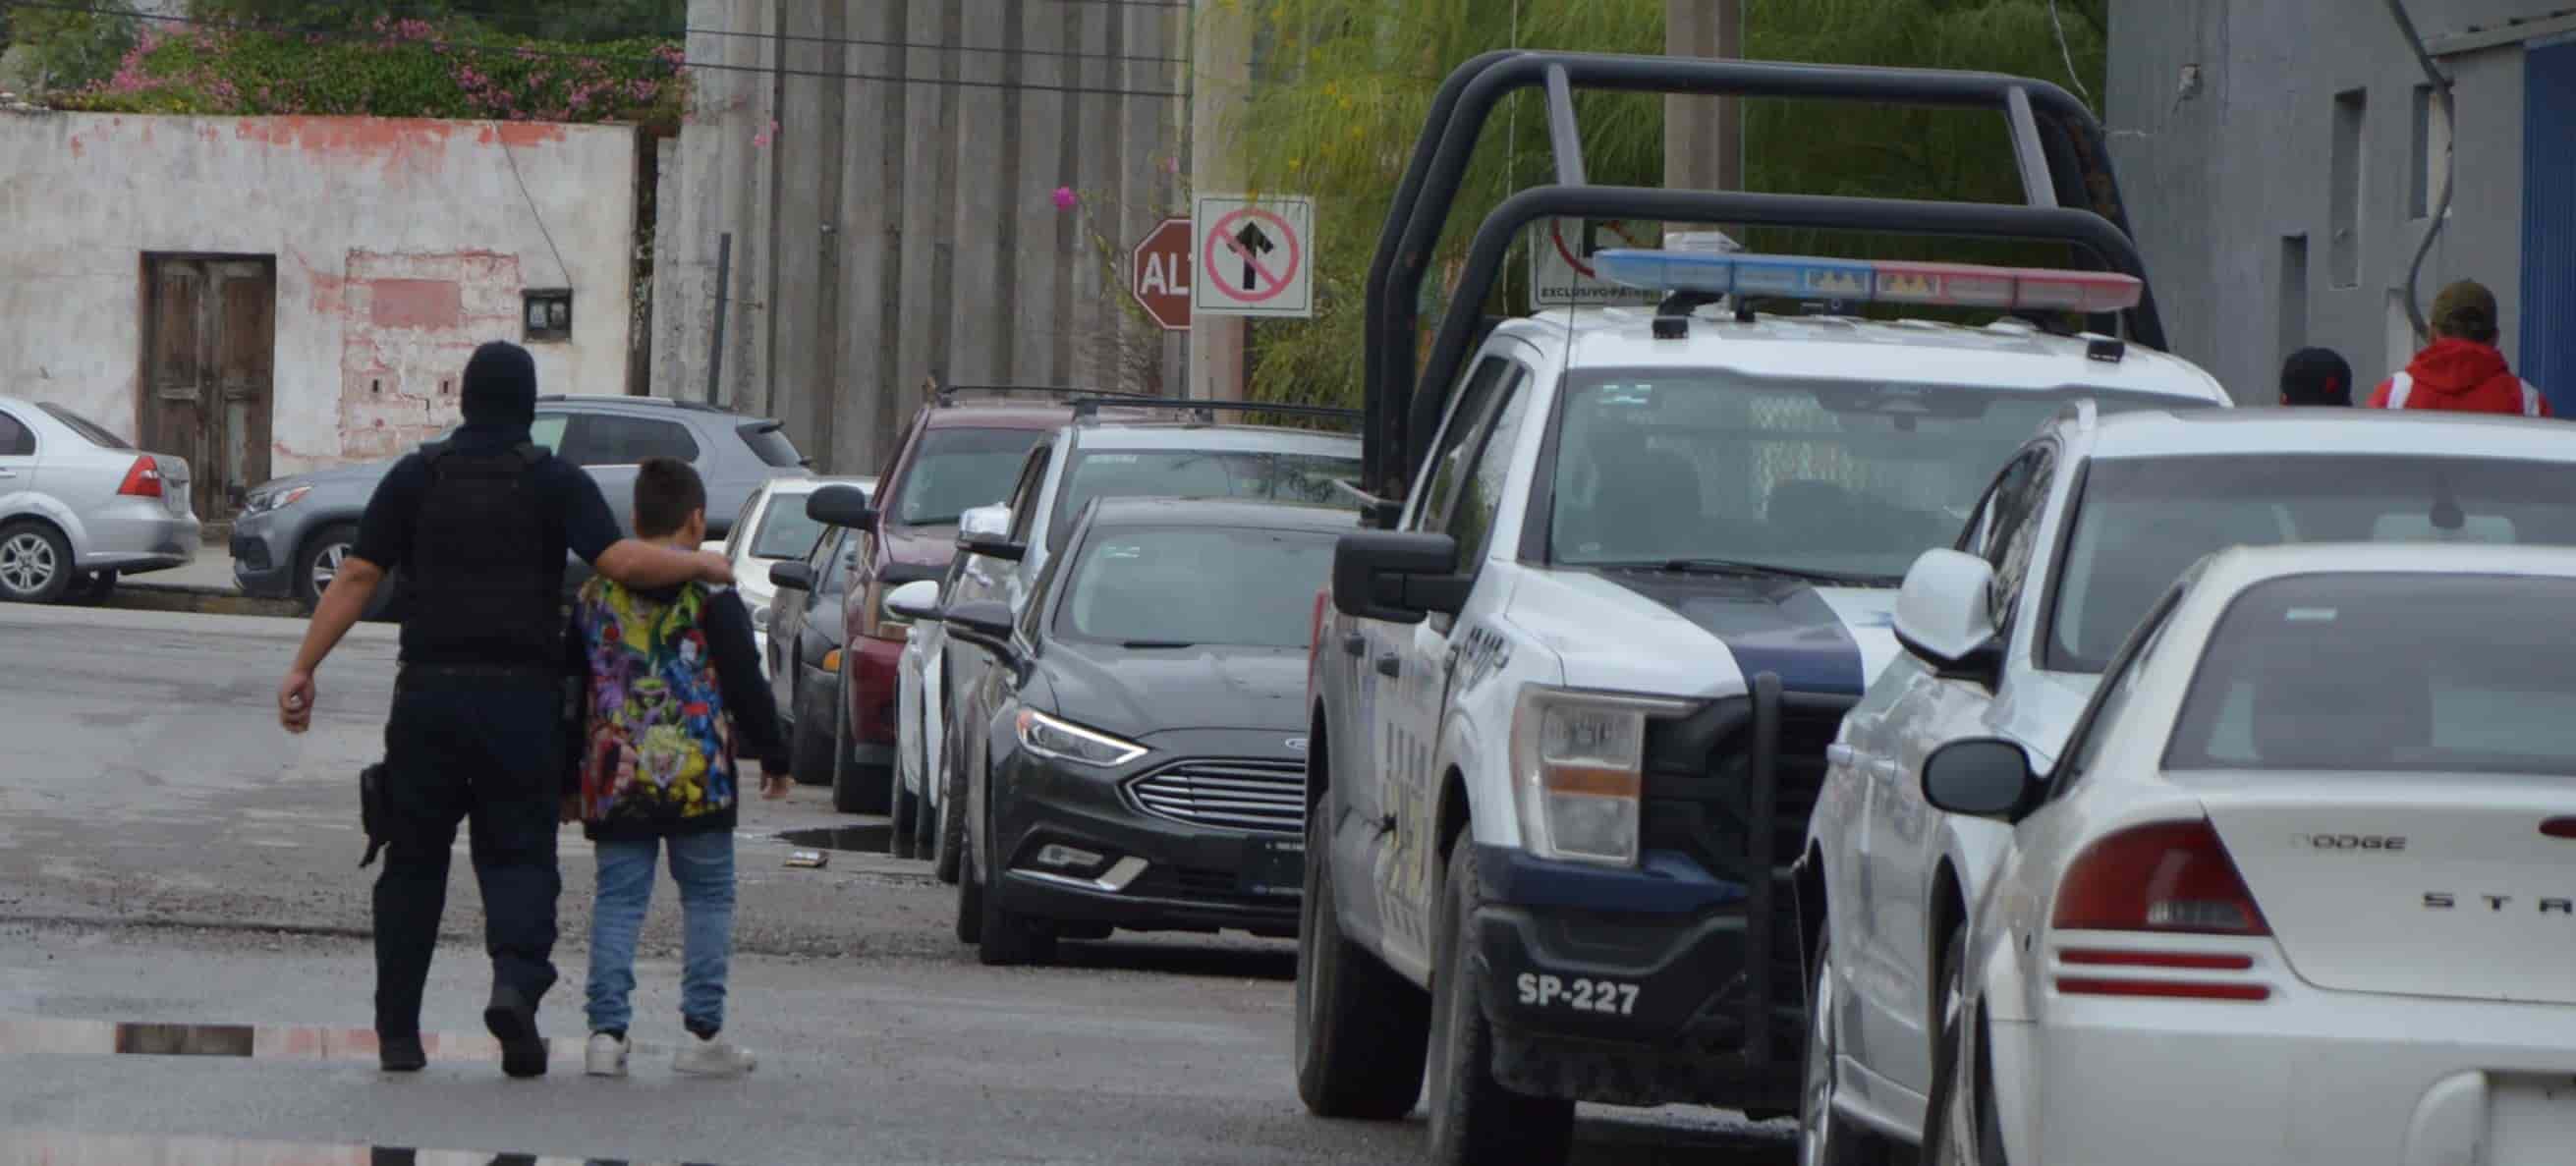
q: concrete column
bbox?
[1663,0,1744,194]
[1185,0,1251,402]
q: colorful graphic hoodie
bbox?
[567,579,788,841]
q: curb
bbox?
[91,583,303,620]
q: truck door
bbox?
[1361,353,1519,971]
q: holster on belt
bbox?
[358,761,390,868]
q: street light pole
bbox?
[1664,0,1745,197]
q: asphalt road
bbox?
[0,602,1795,1164]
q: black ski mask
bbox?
[459,341,538,429]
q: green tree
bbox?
[1228,0,2108,408]
[4,3,140,93]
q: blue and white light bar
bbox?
[1591,249,2143,313]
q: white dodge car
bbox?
[1913,540,2576,1166]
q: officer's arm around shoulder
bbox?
[347,454,429,577]
[551,460,724,588]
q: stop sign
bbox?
[1130,217,1192,331]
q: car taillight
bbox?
[117,456,163,498]
[2052,819,2270,936]
[2050,819,2272,1003]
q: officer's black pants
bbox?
[374,674,564,1037]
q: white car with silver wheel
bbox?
[1915,541,2576,1166]
[0,396,200,605]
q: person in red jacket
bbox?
[2370,280,2552,416]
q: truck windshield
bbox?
[1548,371,2205,583]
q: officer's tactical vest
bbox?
[402,441,559,667]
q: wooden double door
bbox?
[142,255,276,521]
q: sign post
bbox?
[1129,217,1194,332]
[1193,194,1316,319]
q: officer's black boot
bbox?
[378,1033,427,1073]
[484,984,547,1079]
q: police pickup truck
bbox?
[1291,52,2227,1165]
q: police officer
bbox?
[275,342,734,1077]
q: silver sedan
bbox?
[0,395,201,604]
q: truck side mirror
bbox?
[1332,530,1469,624]
[1893,548,2003,687]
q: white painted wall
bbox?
[0,111,637,476]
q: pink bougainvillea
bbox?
[1052,186,1079,211]
[752,119,779,148]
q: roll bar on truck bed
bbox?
[1356,50,2170,509]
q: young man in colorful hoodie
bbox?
[2370,280,2553,416]
[566,457,792,1078]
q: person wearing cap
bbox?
[2369,280,2552,416]
[2279,347,2354,407]
[272,342,736,1079]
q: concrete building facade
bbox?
[652,0,1193,477]
[2108,0,2576,407]
[0,110,639,517]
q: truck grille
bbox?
[1641,692,1854,887]
[1126,759,1306,835]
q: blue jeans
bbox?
[585,830,736,1037]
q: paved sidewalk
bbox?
[124,548,239,595]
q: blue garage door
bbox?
[2523,38,2576,412]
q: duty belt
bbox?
[396,662,560,689]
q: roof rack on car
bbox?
[1067,396,1365,428]
[1359,51,2169,506]
[532,393,735,414]
[931,384,1164,409]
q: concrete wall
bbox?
[0,111,637,472]
[2108,0,2558,400]
[651,0,1191,476]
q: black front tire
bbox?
[1295,797,1429,1120]
[976,854,1057,968]
[932,707,969,884]
[955,859,983,945]
[1802,924,1893,1166]
[890,780,921,858]
[1922,925,2007,1166]
[793,672,835,788]
[0,520,75,605]
[1426,841,1575,1166]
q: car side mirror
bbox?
[942,598,1025,669]
[769,562,816,591]
[807,484,876,531]
[1893,548,2004,685]
[959,533,1027,562]
[883,580,940,626]
[1921,738,2042,821]
[1332,530,1470,624]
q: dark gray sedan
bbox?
[231,395,811,611]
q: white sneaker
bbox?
[585,1031,630,1078]
[672,1037,756,1078]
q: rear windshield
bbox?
[2166,572,2576,775]
[737,422,807,469]
[895,427,1045,527]
[1050,448,1363,552]
[2048,454,2576,671]
[38,403,133,451]
[1059,525,1337,649]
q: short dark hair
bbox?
[634,457,706,538]
[2279,347,2354,406]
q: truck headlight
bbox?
[1016,709,1148,768]
[1508,687,1691,867]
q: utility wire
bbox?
[495,133,573,289]
[2046,0,2092,105]
[0,2,1189,99]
